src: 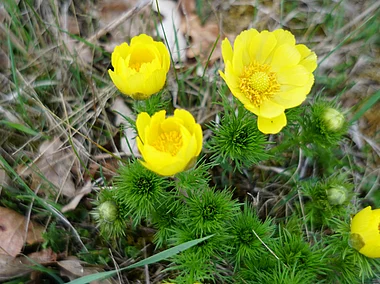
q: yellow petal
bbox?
[129,44,156,69]
[136,112,151,142]
[128,72,147,94]
[131,33,154,45]
[249,31,277,64]
[142,144,176,167]
[257,113,287,134]
[232,46,247,76]
[177,128,197,161]
[161,117,182,132]
[351,206,372,234]
[137,137,145,156]
[113,42,130,64]
[272,84,310,109]
[221,38,233,63]
[270,44,301,71]
[108,70,131,95]
[224,61,239,89]
[234,29,259,51]
[140,58,161,74]
[150,110,166,127]
[144,69,167,95]
[244,103,260,116]
[193,124,203,156]
[359,243,380,258]
[273,29,296,46]
[174,109,196,133]
[155,41,170,71]
[259,100,285,118]
[111,51,120,71]
[277,65,310,86]
[155,159,188,176]
[296,44,317,72]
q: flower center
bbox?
[129,48,155,71]
[239,62,280,107]
[152,130,183,156]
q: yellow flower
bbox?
[350,206,380,258]
[220,29,317,134]
[108,34,170,100]
[136,109,203,176]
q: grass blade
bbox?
[67,234,213,284]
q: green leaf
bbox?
[66,234,214,284]
[0,120,39,136]
[350,90,380,123]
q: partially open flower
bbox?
[220,29,317,134]
[349,206,380,258]
[322,107,345,132]
[136,109,203,176]
[109,34,170,100]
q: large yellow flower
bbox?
[220,29,317,134]
[109,34,170,100]
[350,206,380,258]
[136,109,203,176]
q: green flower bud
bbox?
[98,201,118,222]
[322,107,345,132]
[326,186,347,205]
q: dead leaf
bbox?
[0,164,10,191]
[182,14,220,63]
[0,48,10,72]
[0,248,57,282]
[98,0,151,53]
[153,0,187,63]
[61,181,92,213]
[111,97,139,156]
[221,4,255,34]
[178,0,221,64]
[0,207,44,257]
[58,258,116,283]
[18,138,78,198]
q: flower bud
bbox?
[326,186,347,205]
[322,107,345,132]
[98,201,118,222]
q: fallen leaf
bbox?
[153,0,187,63]
[111,97,139,156]
[182,14,220,63]
[18,137,78,198]
[98,0,151,53]
[61,181,93,213]
[58,257,116,283]
[0,248,57,282]
[179,0,221,64]
[0,207,44,257]
[0,164,10,190]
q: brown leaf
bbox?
[0,207,44,257]
[180,8,221,63]
[98,0,151,53]
[61,181,93,213]
[111,97,139,156]
[18,138,78,198]
[0,248,57,282]
[153,0,187,62]
[58,258,116,283]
